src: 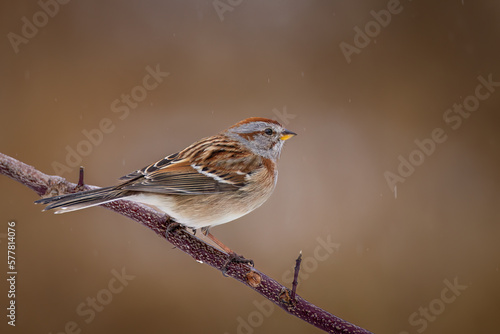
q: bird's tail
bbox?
[35,187,128,214]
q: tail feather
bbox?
[35,187,128,214]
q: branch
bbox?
[0,152,373,334]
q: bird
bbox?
[36,117,296,265]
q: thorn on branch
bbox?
[291,251,302,301]
[279,251,302,308]
[76,166,85,191]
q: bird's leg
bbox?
[202,227,254,276]
[201,227,233,254]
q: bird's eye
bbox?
[264,128,274,136]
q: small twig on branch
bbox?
[291,251,303,301]
[0,152,373,334]
[77,166,85,189]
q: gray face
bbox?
[225,121,287,161]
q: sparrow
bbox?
[36,117,296,262]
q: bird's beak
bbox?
[280,129,297,141]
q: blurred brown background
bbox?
[1,1,499,333]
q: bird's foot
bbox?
[222,252,254,277]
[165,218,185,237]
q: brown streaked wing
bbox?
[119,152,180,180]
[120,160,243,195]
[190,146,260,188]
[118,135,260,195]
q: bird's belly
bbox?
[129,191,270,229]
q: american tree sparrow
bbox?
[36,117,296,260]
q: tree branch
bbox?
[0,152,373,334]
